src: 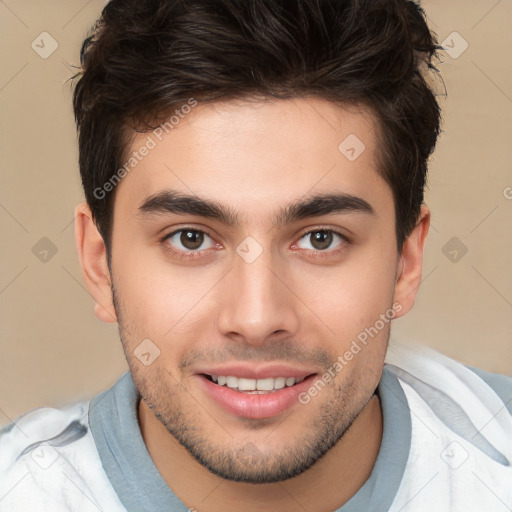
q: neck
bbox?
[139,394,382,512]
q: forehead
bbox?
[114,96,391,219]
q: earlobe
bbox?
[392,205,430,319]
[74,202,117,323]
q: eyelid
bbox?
[162,225,217,243]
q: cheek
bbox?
[293,249,397,336]
[112,247,223,345]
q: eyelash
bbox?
[293,228,349,259]
[160,226,350,260]
[160,226,219,261]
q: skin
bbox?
[75,96,429,511]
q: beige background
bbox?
[1,0,511,423]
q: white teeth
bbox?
[256,377,274,391]
[274,377,286,389]
[238,378,256,391]
[208,374,307,392]
[226,376,238,388]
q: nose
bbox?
[216,248,300,346]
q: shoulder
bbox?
[0,401,124,511]
[383,346,512,510]
[385,341,512,415]
[385,342,512,464]
[465,365,512,414]
[0,401,90,469]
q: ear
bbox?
[74,202,117,323]
[392,204,430,319]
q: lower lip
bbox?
[197,374,317,419]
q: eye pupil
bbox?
[180,230,204,250]
[311,231,333,250]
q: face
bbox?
[102,97,404,482]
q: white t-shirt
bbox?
[1,342,511,511]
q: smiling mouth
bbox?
[201,373,316,394]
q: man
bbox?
[1,0,511,510]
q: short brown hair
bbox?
[73,0,442,259]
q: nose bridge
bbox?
[216,245,299,344]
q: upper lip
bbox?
[194,363,318,380]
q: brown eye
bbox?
[310,231,333,250]
[180,230,204,250]
[296,230,345,252]
[165,229,215,252]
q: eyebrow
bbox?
[137,189,375,226]
[138,190,240,225]
[276,192,375,225]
